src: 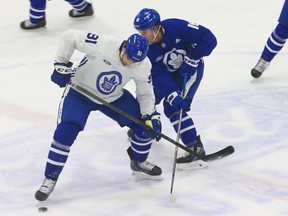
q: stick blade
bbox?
[170,194,176,204]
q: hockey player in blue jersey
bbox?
[133,8,217,169]
[34,32,162,201]
[251,0,288,78]
[20,0,94,30]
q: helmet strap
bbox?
[151,25,161,43]
[120,48,125,59]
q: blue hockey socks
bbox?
[45,122,81,180]
[262,23,288,61]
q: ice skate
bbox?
[69,4,94,18]
[251,57,270,78]
[177,135,208,170]
[20,17,46,30]
[35,178,57,201]
[127,147,162,180]
[130,159,163,180]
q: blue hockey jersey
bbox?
[147,18,217,104]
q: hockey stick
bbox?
[170,74,187,204]
[70,83,206,159]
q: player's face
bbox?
[138,29,155,44]
[121,52,135,66]
[138,25,161,44]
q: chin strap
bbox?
[120,49,125,60]
[151,25,161,44]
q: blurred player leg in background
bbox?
[20,0,94,30]
[66,0,94,18]
[251,0,288,78]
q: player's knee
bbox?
[163,101,178,119]
[276,23,288,39]
[53,122,82,146]
[129,124,153,140]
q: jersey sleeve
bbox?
[55,29,101,63]
[133,60,156,116]
[175,20,217,59]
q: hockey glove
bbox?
[51,62,74,88]
[142,112,162,141]
[178,56,200,78]
[167,92,191,111]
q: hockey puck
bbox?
[38,207,48,212]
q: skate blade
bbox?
[177,160,208,170]
[132,171,163,181]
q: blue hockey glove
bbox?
[51,62,74,88]
[166,92,191,111]
[142,112,162,141]
[178,56,200,78]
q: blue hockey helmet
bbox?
[134,8,161,31]
[125,34,149,62]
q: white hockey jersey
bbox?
[55,29,155,116]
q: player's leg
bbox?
[278,0,288,29]
[251,1,288,78]
[99,89,162,179]
[163,103,205,164]
[65,0,94,18]
[251,23,288,78]
[164,64,206,165]
[20,0,46,30]
[126,123,162,180]
[35,87,93,201]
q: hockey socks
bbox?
[45,122,81,180]
[166,109,197,148]
[262,23,288,62]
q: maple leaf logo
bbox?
[100,75,118,92]
[168,53,184,70]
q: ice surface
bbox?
[0,0,287,215]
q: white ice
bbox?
[0,0,288,215]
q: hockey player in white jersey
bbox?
[35,30,162,201]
